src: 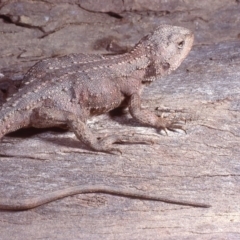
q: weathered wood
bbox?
[0,0,240,239]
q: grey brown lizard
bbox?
[0,25,208,210]
[0,25,193,153]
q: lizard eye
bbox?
[178,40,185,49]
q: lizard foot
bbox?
[156,117,186,135]
[92,133,156,154]
[91,135,123,155]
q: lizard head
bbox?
[138,25,194,82]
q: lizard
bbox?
[0,25,209,211]
[0,24,194,153]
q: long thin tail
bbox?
[0,184,211,211]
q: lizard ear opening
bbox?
[143,62,157,82]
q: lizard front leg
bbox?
[129,93,184,134]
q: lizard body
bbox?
[0,25,194,152]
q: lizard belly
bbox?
[83,77,125,115]
[89,91,125,115]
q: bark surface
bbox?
[0,0,239,239]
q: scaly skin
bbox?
[0,25,194,153]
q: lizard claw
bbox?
[157,117,186,135]
[101,145,123,155]
[92,145,122,155]
[162,128,168,136]
[167,120,186,132]
[91,135,123,155]
[108,148,122,155]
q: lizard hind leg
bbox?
[30,107,122,153]
[67,116,157,154]
[67,115,122,154]
[30,107,68,129]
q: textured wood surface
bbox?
[0,0,240,239]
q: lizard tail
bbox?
[0,184,211,210]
